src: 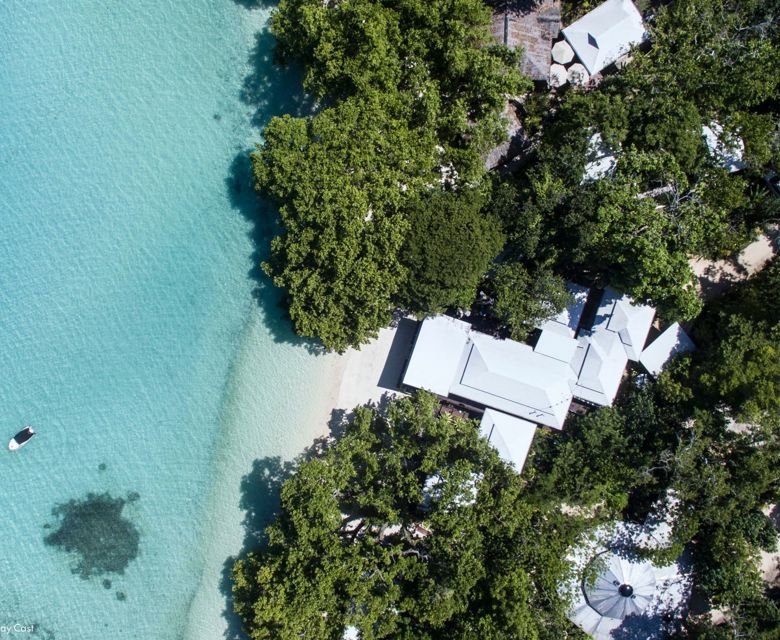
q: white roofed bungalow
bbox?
[402,314,470,396]
[449,331,577,429]
[402,316,578,430]
[592,287,655,360]
[562,0,647,76]
[702,122,746,173]
[401,286,654,429]
[639,322,695,376]
[571,329,628,407]
[479,409,537,473]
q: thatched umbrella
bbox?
[549,64,568,88]
[551,40,575,65]
[567,63,589,86]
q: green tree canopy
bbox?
[252,0,527,350]
[488,263,572,341]
[270,0,528,175]
[233,392,578,639]
[257,92,435,351]
[399,188,504,315]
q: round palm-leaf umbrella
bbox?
[551,40,575,64]
[567,63,589,86]
[549,64,568,88]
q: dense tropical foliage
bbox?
[233,392,581,639]
[254,0,526,350]
[237,0,780,631]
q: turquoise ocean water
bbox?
[0,2,323,638]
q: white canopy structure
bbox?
[479,409,537,473]
[702,122,746,173]
[571,330,628,406]
[562,0,647,75]
[592,288,655,360]
[422,471,480,509]
[567,62,590,86]
[570,551,683,639]
[640,322,695,376]
[540,282,590,337]
[562,521,691,640]
[342,626,360,640]
[584,553,657,619]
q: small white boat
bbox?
[9,426,35,451]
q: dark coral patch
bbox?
[116,591,126,602]
[44,492,140,579]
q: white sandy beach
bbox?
[183,312,414,640]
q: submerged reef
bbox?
[44,492,140,579]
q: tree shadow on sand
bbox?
[218,398,398,639]
[218,436,333,640]
[226,25,320,352]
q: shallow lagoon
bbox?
[0,2,324,637]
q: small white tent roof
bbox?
[702,122,746,173]
[552,40,575,64]
[403,316,470,395]
[593,288,655,360]
[572,330,628,406]
[582,132,619,183]
[479,409,537,473]
[549,63,569,88]
[342,626,360,640]
[640,322,695,376]
[562,0,647,75]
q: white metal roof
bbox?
[593,288,655,360]
[451,333,576,429]
[479,409,537,473]
[535,329,580,363]
[639,322,695,376]
[562,0,647,75]
[402,315,470,395]
[540,282,590,337]
[563,521,691,640]
[572,330,628,406]
[702,122,746,173]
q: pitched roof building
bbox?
[592,287,655,361]
[479,409,537,472]
[402,287,657,430]
[639,322,696,376]
[561,0,646,75]
[571,329,629,407]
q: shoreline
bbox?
[182,311,409,640]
